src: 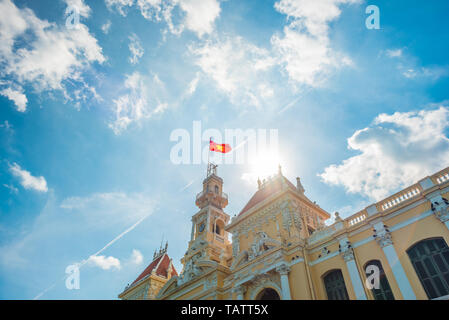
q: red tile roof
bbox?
[131,253,178,286]
[238,175,297,216]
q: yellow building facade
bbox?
[119,244,178,300]
[122,164,449,300]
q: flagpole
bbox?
[208,137,211,165]
[207,137,211,177]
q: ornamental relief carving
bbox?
[247,272,281,294]
[235,201,282,237]
[177,252,205,286]
[231,248,285,283]
[432,197,449,223]
[205,274,218,290]
[248,231,282,261]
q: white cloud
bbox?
[3,184,19,194]
[64,0,91,18]
[109,72,168,134]
[130,249,143,265]
[136,0,182,35]
[9,163,48,193]
[186,72,200,96]
[128,33,144,64]
[319,106,449,200]
[274,0,359,38]
[0,120,12,129]
[87,255,121,270]
[0,87,27,112]
[0,190,155,290]
[189,1,358,107]
[0,0,105,100]
[401,66,449,80]
[178,0,221,37]
[383,48,448,81]
[386,48,402,58]
[105,0,134,16]
[271,0,357,87]
[112,0,221,37]
[109,72,149,134]
[101,20,112,34]
[191,36,275,107]
[153,102,168,114]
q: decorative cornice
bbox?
[275,263,290,275]
[373,223,393,248]
[339,239,354,262]
[341,248,355,262]
[376,231,393,248]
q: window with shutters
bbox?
[364,260,394,300]
[407,237,449,299]
[323,269,349,300]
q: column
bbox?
[374,223,416,299]
[380,238,416,299]
[276,264,291,300]
[341,248,367,300]
[233,286,245,300]
[190,221,195,241]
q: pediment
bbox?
[156,276,178,298]
[231,250,248,270]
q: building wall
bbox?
[154,168,449,300]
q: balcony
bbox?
[378,185,422,212]
[432,167,449,185]
[346,210,367,227]
[214,234,225,243]
[196,190,228,201]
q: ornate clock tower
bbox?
[178,163,232,285]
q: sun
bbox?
[248,150,281,180]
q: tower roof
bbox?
[238,174,297,217]
[130,253,178,286]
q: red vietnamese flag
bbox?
[209,139,232,153]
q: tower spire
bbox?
[207,162,218,178]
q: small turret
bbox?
[195,163,228,209]
[296,177,305,194]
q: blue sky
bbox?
[1,0,449,299]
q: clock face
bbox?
[198,223,205,233]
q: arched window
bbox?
[323,269,349,300]
[364,260,394,300]
[214,185,219,194]
[214,220,224,236]
[255,288,280,300]
[407,237,449,299]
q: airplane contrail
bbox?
[32,212,152,300]
[180,179,195,191]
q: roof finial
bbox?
[278,164,282,175]
[257,177,262,189]
[296,177,305,194]
[335,211,343,222]
[159,233,165,255]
